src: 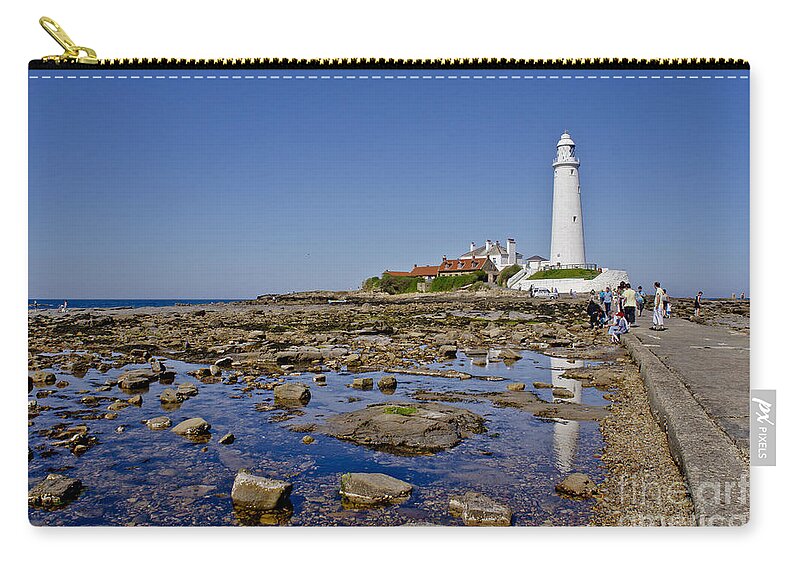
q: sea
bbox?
[28,299,241,310]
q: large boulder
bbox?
[555,473,597,499]
[171,417,211,439]
[321,402,485,455]
[31,370,57,386]
[176,383,199,398]
[340,473,413,506]
[351,377,373,390]
[377,376,397,390]
[160,388,181,404]
[276,348,324,365]
[439,345,458,359]
[146,416,172,430]
[274,382,311,405]
[28,474,82,508]
[231,471,292,511]
[118,369,158,390]
[448,491,512,526]
[552,387,575,399]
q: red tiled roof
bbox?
[410,265,440,277]
[384,270,412,277]
[438,257,489,273]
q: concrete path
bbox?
[630,311,749,455]
[622,311,750,526]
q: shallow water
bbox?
[28,351,608,526]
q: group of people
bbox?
[585,281,679,341]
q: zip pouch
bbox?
[28,17,750,527]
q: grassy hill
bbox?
[527,268,600,280]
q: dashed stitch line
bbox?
[29,73,749,81]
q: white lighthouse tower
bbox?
[550,131,586,267]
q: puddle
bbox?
[28,351,609,526]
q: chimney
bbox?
[470,241,476,252]
[507,238,516,266]
[485,239,492,253]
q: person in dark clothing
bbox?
[587,298,602,328]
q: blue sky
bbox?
[29,69,748,298]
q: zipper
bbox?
[31,16,749,70]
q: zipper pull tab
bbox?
[39,16,98,64]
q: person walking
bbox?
[622,283,637,326]
[651,282,665,331]
[602,287,612,316]
[694,291,703,317]
[636,286,645,317]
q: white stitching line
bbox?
[29,73,750,81]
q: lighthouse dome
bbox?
[557,132,575,147]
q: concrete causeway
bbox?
[622,311,750,525]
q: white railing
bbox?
[506,268,530,289]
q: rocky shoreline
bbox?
[28,290,748,525]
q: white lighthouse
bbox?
[550,132,586,267]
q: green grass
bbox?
[429,271,487,292]
[498,264,521,287]
[528,268,600,280]
[383,405,417,416]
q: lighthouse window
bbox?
[570,169,575,175]
[573,216,577,222]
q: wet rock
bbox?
[146,416,172,430]
[209,364,222,376]
[439,345,458,359]
[340,472,413,506]
[302,435,315,444]
[171,417,211,438]
[28,474,82,508]
[321,402,485,455]
[130,348,151,360]
[31,370,57,386]
[150,358,166,373]
[219,432,235,445]
[276,348,324,365]
[214,357,233,368]
[176,383,199,398]
[313,374,327,385]
[107,401,130,411]
[190,368,211,378]
[127,394,143,406]
[351,377,373,390]
[497,348,522,361]
[55,379,70,388]
[118,369,157,390]
[507,383,526,391]
[533,382,552,389]
[274,382,311,405]
[448,491,512,526]
[555,473,597,499]
[230,470,292,511]
[160,389,181,405]
[158,371,176,383]
[80,395,100,406]
[378,375,397,390]
[552,387,575,399]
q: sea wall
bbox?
[511,269,630,294]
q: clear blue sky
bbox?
[29,70,748,299]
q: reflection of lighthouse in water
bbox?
[550,356,585,473]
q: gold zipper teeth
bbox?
[86,57,747,68]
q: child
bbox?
[609,311,629,343]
